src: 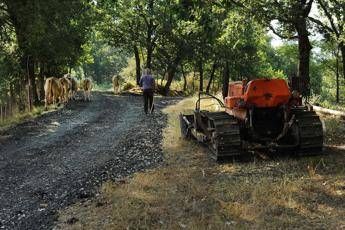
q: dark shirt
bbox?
[139,75,155,91]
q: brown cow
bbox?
[82,78,92,101]
[44,77,63,109]
[63,74,78,100]
[67,77,78,100]
[59,77,72,103]
[112,75,120,94]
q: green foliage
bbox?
[120,57,138,81]
[0,0,99,115]
[311,0,344,45]
[101,0,340,104]
[82,33,130,84]
[308,40,344,104]
[0,0,344,115]
[258,66,286,79]
[3,0,96,71]
[268,43,298,77]
[0,36,22,103]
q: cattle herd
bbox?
[44,74,93,109]
[44,74,124,110]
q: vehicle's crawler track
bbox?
[207,112,241,160]
[292,108,324,155]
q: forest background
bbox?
[0,0,344,122]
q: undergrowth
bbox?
[0,106,44,129]
[54,97,345,229]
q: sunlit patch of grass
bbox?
[56,97,345,229]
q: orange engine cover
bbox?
[225,79,291,109]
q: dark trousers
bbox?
[143,89,154,114]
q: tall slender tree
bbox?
[309,0,345,83]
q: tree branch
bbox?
[138,11,149,28]
[308,16,333,33]
[304,0,314,16]
[269,24,298,40]
[317,0,340,37]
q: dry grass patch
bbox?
[56,98,345,229]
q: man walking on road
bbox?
[139,68,155,114]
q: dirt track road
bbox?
[0,92,177,229]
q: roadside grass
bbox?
[0,106,45,130]
[56,97,345,229]
[0,99,80,131]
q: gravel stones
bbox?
[0,93,177,230]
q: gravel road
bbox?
[0,92,179,229]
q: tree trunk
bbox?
[198,61,203,92]
[28,58,39,105]
[192,70,195,91]
[146,43,153,69]
[340,42,345,81]
[164,55,181,96]
[18,79,26,112]
[27,75,32,112]
[146,0,154,69]
[38,62,45,101]
[4,96,8,118]
[222,61,230,99]
[164,69,174,96]
[217,69,221,92]
[146,42,153,69]
[9,83,14,116]
[180,64,187,91]
[160,72,165,85]
[206,61,217,94]
[336,47,340,103]
[0,106,3,122]
[8,91,12,117]
[296,19,312,97]
[25,56,33,111]
[134,46,141,85]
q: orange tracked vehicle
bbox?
[180,78,324,160]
